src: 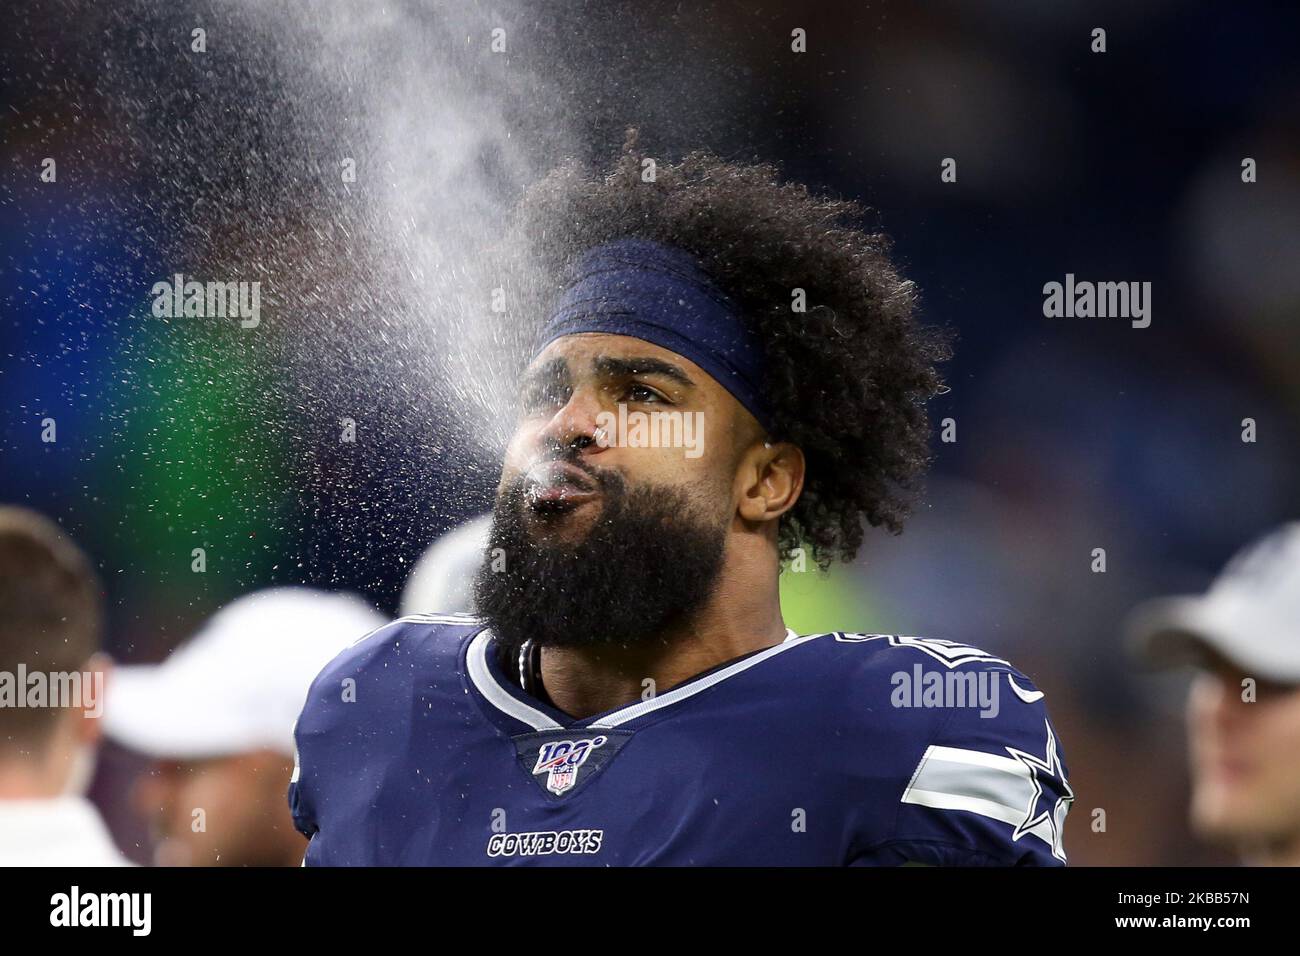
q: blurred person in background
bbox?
[400,513,492,616]
[0,506,129,866]
[105,587,384,866]
[1130,523,1300,866]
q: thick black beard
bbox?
[473,463,729,661]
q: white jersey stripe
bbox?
[902,787,1057,848]
[466,630,563,731]
[589,630,817,729]
[901,744,1056,851]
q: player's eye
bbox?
[623,382,668,404]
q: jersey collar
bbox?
[465,627,817,732]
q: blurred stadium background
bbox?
[3,0,1299,864]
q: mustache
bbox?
[506,450,621,498]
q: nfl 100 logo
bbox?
[532,736,608,795]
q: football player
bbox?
[290,142,1073,866]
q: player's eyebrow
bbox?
[518,356,571,395]
[592,355,695,389]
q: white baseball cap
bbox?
[1128,523,1300,683]
[400,513,492,616]
[105,587,387,759]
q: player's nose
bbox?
[534,387,608,457]
[1199,669,1252,732]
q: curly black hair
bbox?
[503,132,951,569]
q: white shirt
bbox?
[0,796,133,866]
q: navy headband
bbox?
[532,237,774,432]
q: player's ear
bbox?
[736,438,804,523]
[76,653,111,743]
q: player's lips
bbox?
[522,461,599,512]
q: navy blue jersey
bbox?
[289,614,1073,866]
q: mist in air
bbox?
[2,0,756,604]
